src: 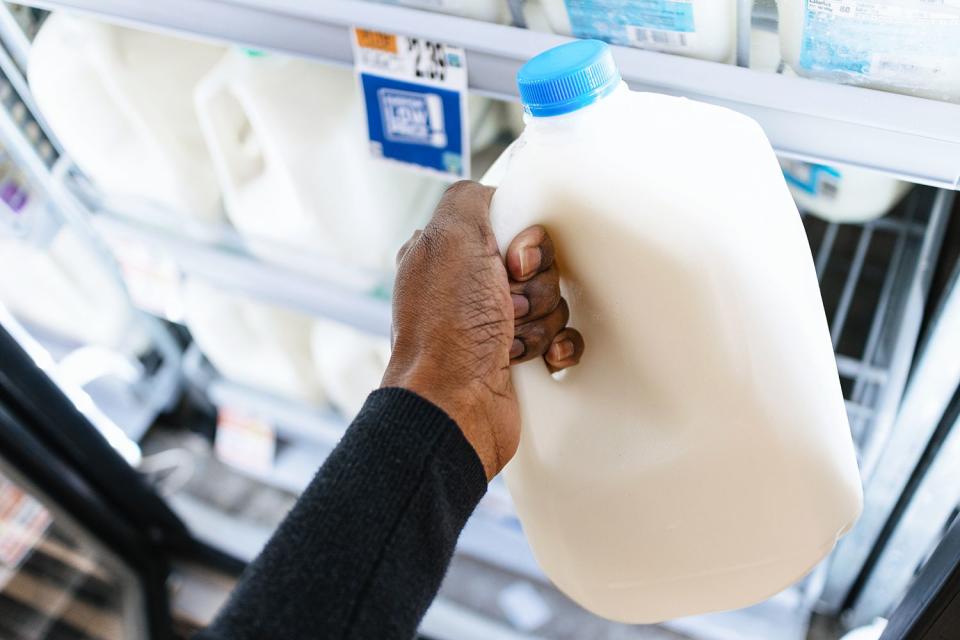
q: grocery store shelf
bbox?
[87,200,393,338]
[16,0,960,188]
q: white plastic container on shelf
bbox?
[780,159,911,224]
[538,0,738,63]
[485,41,862,623]
[777,0,960,102]
[28,13,225,221]
[310,319,391,419]
[194,50,458,282]
[369,0,510,22]
[181,279,324,404]
[0,168,144,351]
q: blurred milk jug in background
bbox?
[195,50,494,283]
[780,159,910,224]
[485,40,863,623]
[29,13,224,221]
[182,279,324,404]
[777,0,960,102]
[538,0,738,63]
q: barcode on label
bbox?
[627,26,691,48]
[871,53,945,78]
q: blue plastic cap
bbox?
[517,40,621,117]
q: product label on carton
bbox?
[781,159,842,200]
[564,0,697,50]
[800,0,960,86]
[215,408,276,476]
[352,28,469,179]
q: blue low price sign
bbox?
[352,29,470,179]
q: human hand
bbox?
[381,180,584,480]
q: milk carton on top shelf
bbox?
[777,0,960,102]
[29,13,225,221]
[538,0,738,63]
[194,50,452,284]
[485,40,862,623]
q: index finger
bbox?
[506,225,555,282]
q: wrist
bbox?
[381,359,496,481]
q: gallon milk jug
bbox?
[780,159,910,224]
[0,163,145,352]
[29,13,225,221]
[195,50,465,281]
[777,0,960,102]
[182,279,324,404]
[487,40,863,622]
[310,319,391,419]
[370,0,510,22]
[539,0,737,63]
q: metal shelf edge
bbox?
[17,0,960,188]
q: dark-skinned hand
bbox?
[381,180,585,480]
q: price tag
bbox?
[215,408,276,476]
[0,474,52,590]
[352,28,470,179]
[109,239,183,322]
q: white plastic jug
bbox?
[485,41,862,623]
[195,50,467,282]
[777,0,960,102]
[780,159,911,224]
[370,0,510,22]
[310,319,391,419]
[182,279,324,404]
[0,169,144,352]
[29,13,225,221]
[538,0,737,63]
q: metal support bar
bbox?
[736,0,752,68]
[831,226,874,348]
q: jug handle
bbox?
[194,68,266,199]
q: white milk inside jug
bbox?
[370,0,510,22]
[182,279,323,404]
[29,13,224,221]
[780,159,911,224]
[539,0,737,63]
[777,0,960,102]
[486,40,862,622]
[195,50,491,283]
[310,319,391,419]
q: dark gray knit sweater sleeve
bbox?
[194,387,488,640]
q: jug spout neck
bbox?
[523,83,628,134]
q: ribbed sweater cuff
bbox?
[360,387,488,508]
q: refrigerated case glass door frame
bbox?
[0,323,181,638]
[881,515,960,639]
[0,449,146,639]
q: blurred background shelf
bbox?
[13,0,960,189]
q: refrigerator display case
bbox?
[0,2,959,639]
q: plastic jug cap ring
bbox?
[517,40,621,117]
